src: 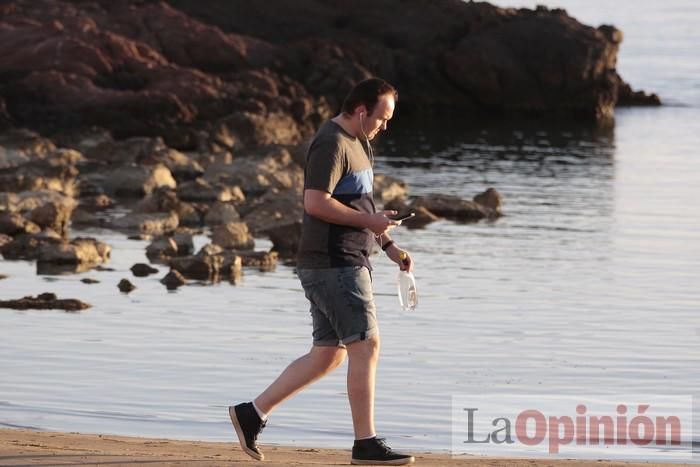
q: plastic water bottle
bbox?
[397,252,417,311]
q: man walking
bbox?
[229,78,415,465]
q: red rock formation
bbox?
[0,0,659,142]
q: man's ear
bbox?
[355,105,367,118]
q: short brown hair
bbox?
[341,78,398,116]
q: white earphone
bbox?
[358,111,374,166]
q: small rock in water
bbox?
[95,265,116,272]
[118,279,136,293]
[406,206,440,229]
[0,234,12,248]
[131,263,159,277]
[473,187,503,216]
[128,233,153,241]
[196,243,224,257]
[0,293,91,312]
[160,270,187,290]
[81,278,100,284]
[145,237,178,260]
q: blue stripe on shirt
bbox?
[333,168,373,195]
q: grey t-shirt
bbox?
[297,120,376,269]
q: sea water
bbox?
[1,0,699,461]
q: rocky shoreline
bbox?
[0,126,502,303]
[0,0,657,303]
[1,0,659,142]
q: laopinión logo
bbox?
[451,395,693,460]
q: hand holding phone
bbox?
[390,212,415,222]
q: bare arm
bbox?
[304,189,398,236]
[376,231,414,272]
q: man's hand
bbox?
[367,210,400,236]
[386,243,413,272]
[305,190,398,235]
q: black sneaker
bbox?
[351,437,415,465]
[228,402,266,461]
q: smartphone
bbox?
[391,212,415,222]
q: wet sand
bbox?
[0,428,691,466]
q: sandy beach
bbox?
[0,428,693,466]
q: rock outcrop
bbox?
[0,292,91,311]
[0,0,657,145]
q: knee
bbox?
[313,347,346,373]
[329,349,347,369]
[347,336,380,362]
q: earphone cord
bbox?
[365,136,374,167]
[360,114,381,242]
[360,114,374,167]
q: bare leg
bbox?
[346,336,380,439]
[254,345,346,415]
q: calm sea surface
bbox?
[1,0,699,462]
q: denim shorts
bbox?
[297,266,378,347]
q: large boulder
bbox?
[407,206,440,229]
[27,200,74,237]
[196,243,224,257]
[176,201,203,226]
[196,245,242,283]
[236,250,278,272]
[0,212,40,236]
[145,236,178,260]
[241,188,304,234]
[0,129,56,166]
[140,147,204,182]
[14,190,77,214]
[0,129,82,195]
[211,222,254,250]
[133,187,180,214]
[383,197,438,229]
[132,187,202,226]
[37,237,111,265]
[169,254,223,281]
[83,136,165,165]
[101,164,176,197]
[263,221,302,258]
[203,148,304,197]
[203,201,240,226]
[177,178,243,203]
[111,211,179,235]
[1,230,63,260]
[411,194,490,221]
[373,174,408,203]
[0,164,78,195]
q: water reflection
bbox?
[373,119,617,237]
[377,118,616,178]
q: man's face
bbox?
[362,93,395,140]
